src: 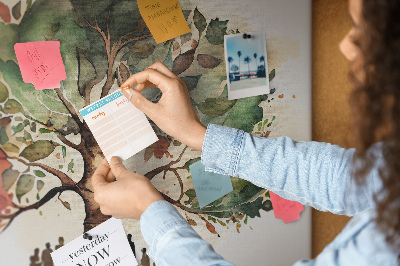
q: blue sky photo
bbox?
[226,32,267,74]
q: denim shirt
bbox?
[140,124,399,265]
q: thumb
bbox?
[109,156,129,178]
[123,89,155,116]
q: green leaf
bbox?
[272,116,276,121]
[0,81,9,103]
[262,119,269,127]
[30,122,36,132]
[16,174,35,203]
[193,7,207,36]
[20,140,56,162]
[12,123,25,134]
[59,165,63,169]
[244,215,248,224]
[184,189,197,205]
[62,146,66,159]
[198,98,236,118]
[173,140,182,146]
[12,1,22,20]
[0,126,9,145]
[3,99,24,114]
[33,170,46,177]
[36,192,40,200]
[217,219,226,226]
[23,130,32,141]
[257,122,262,132]
[223,96,264,133]
[269,69,276,82]
[205,18,228,45]
[39,128,53,134]
[208,216,217,223]
[262,199,273,212]
[36,180,44,192]
[235,197,263,218]
[68,159,74,173]
[2,142,19,153]
[2,168,19,191]
[183,157,201,170]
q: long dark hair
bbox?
[350,0,400,251]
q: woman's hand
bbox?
[120,61,206,151]
[92,157,164,219]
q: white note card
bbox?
[51,218,137,266]
[80,91,158,162]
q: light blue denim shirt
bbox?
[140,124,399,265]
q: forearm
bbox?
[140,200,234,265]
[201,124,380,216]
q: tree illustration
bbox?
[253,53,258,72]
[260,55,266,71]
[227,56,233,73]
[0,0,277,239]
[237,51,242,75]
[244,56,251,76]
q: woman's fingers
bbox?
[121,68,174,93]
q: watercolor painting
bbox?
[0,0,311,264]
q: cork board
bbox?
[312,0,353,257]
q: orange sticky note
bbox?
[137,0,191,44]
[14,41,67,90]
[270,191,304,224]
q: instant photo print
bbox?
[224,31,270,100]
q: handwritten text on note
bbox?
[14,41,67,90]
[137,0,190,44]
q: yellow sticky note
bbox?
[137,0,191,44]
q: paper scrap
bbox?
[137,0,191,44]
[14,41,67,90]
[189,161,233,209]
[79,91,158,162]
[269,191,304,224]
[51,218,138,266]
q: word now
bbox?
[76,245,114,266]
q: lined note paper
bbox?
[80,91,158,162]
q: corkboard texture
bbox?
[312,0,353,258]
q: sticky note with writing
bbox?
[137,0,191,44]
[269,191,304,224]
[14,41,67,90]
[51,218,138,266]
[189,161,233,209]
[79,91,158,162]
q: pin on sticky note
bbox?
[189,161,233,209]
[14,41,67,90]
[269,191,304,223]
[137,0,191,44]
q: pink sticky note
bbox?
[14,41,67,90]
[270,191,304,223]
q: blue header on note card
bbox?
[80,91,123,116]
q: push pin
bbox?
[243,33,251,39]
[83,232,94,240]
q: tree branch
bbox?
[119,34,152,52]
[53,87,84,129]
[57,133,84,150]
[170,168,184,201]
[86,19,110,55]
[8,156,76,187]
[144,146,189,180]
[0,185,78,232]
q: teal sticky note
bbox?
[189,161,233,208]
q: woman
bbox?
[92,0,400,264]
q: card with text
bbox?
[79,91,158,162]
[51,218,137,266]
[137,0,190,44]
[14,41,67,90]
[189,161,233,209]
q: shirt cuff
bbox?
[140,200,190,259]
[201,123,245,176]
